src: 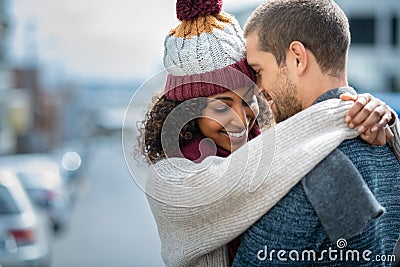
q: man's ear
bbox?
[288,41,308,75]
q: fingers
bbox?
[340,93,357,102]
[353,101,386,133]
[371,112,393,132]
[359,125,394,146]
[360,128,386,146]
[348,96,380,130]
[342,93,393,146]
[345,94,394,135]
[345,94,372,125]
[374,128,387,146]
[386,127,394,142]
[360,128,378,145]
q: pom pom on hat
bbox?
[176,0,223,21]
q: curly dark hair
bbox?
[137,91,272,164]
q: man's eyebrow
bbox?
[247,62,259,68]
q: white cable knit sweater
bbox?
[145,99,400,267]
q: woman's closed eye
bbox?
[213,105,230,113]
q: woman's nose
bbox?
[230,106,249,128]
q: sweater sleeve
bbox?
[388,113,400,162]
[145,99,359,267]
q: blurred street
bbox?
[51,134,164,267]
[1,1,399,267]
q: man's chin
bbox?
[270,105,283,123]
[273,109,291,123]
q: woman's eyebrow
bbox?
[208,86,255,103]
[208,97,233,103]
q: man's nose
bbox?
[255,77,266,94]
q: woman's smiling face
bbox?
[197,86,259,152]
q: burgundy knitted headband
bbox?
[165,58,256,101]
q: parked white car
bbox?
[0,168,53,267]
[0,154,72,233]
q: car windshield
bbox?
[0,186,20,214]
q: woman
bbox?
[137,0,399,266]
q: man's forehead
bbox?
[245,33,262,60]
[245,47,261,67]
[245,32,259,48]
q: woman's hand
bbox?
[340,93,395,146]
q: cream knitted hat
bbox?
[163,0,255,101]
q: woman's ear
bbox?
[288,41,308,75]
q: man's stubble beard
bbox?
[271,67,303,123]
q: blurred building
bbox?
[0,0,64,155]
[339,0,400,93]
[230,0,400,93]
[0,0,35,154]
[0,0,8,62]
[0,0,15,154]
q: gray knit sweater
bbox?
[145,99,400,267]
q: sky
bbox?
[7,0,263,83]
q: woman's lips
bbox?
[223,129,248,144]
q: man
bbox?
[233,0,400,266]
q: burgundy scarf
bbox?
[180,126,261,265]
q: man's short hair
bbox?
[244,0,350,77]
